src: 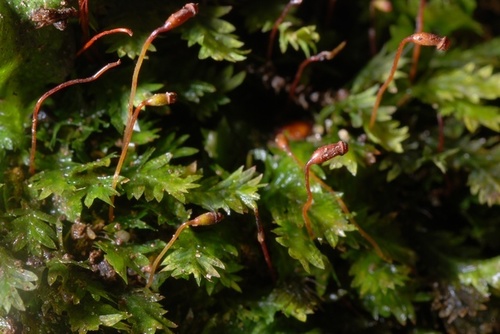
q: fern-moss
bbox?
[0,0,499,332]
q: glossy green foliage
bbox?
[1,0,500,332]
[262,150,355,272]
[348,252,415,324]
[157,227,242,293]
[123,150,201,203]
[30,156,119,221]
[121,290,177,334]
[0,247,38,313]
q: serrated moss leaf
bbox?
[8,210,58,256]
[121,290,177,334]
[67,301,128,333]
[273,226,326,272]
[350,253,410,296]
[84,180,119,207]
[182,80,216,103]
[415,63,500,133]
[124,153,201,203]
[441,101,500,132]
[96,241,150,284]
[47,259,70,286]
[421,63,500,103]
[457,255,500,297]
[264,154,354,272]
[183,6,248,62]
[278,23,319,58]
[31,169,77,200]
[349,252,415,325]
[361,286,416,326]
[319,85,409,152]
[187,166,264,214]
[461,139,500,206]
[159,228,240,291]
[364,118,409,153]
[0,247,38,313]
[29,157,118,221]
[263,282,319,322]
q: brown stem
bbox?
[76,28,133,57]
[314,171,391,262]
[109,92,177,221]
[253,207,276,281]
[146,211,223,289]
[289,42,346,101]
[29,60,122,175]
[113,92,177,189]
[78,0,90,41]
[277,130,390,261]
[302,162,315,237]
[409,0,426,82]
[369,32,450,128]
[302,141,348,238]
[127,3,198,118]
[267,0,303,61]
[111,3,197,221]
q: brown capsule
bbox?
[164,3,198,29]
[370,31,450,127]
[307,141,348,166]
[146,211,224,288]
[410,32,450,51]
[303,140,348,238]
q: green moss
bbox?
[1,0,499,332]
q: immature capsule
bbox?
[146,211,224,288]
[190,212,224,227]
[146,92,177,107]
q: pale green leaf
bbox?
[183,6,249,62]
[457,256,500,297]
[278,23,319,58]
